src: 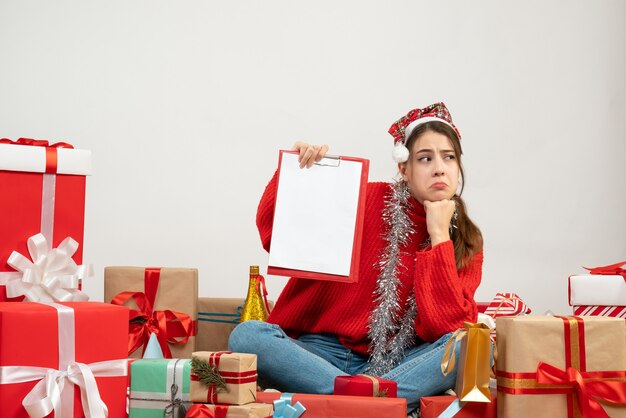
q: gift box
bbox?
[568,275,626,306]
[190,351,257,405]
[0,138,91,302]
[104,266,198,358]
[256,391,407,418]
[197,298,274,352]
[496,315,626,417]
[185,403,273,418]
[420,391,497,418]
[0,302,129,417]
[573,305,626,318]
[333,374,397,397]
[129,358,191,417]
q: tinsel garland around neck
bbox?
[366,179,418,376]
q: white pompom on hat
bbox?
[388,102,461,163]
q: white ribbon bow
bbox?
[0,359,128,418]
[2,233,91,302]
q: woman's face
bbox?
[399,130,460,204]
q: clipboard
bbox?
[267,150,369,283]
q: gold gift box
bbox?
[496,315,626,417]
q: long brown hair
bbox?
[405,121,483,270]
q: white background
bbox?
[1,1,624,316]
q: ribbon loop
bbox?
[4,233,91,302]
[583,261,626,280]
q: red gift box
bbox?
[420,391,497,418]
[0,302,129,417]
[333,374,397,397]
[0,138,91,301]
[256,391,407,418]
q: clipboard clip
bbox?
[314,154,341,167]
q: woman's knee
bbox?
[228,320,276,352]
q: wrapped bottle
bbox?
[240,265,270,322]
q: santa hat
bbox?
[388,102,461,163]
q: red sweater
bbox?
[257,172,483,355]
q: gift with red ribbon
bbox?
[495,315,626,417]
[190,351,257,406]
[185,403,273,418]
[333,374,397,397]
[0,138,92,301]
[568,261,626,307]
[256,391,408,418]
[0,301,129,417]
[420,391,497,418]
[105,267,198,358]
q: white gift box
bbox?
[568,274,626,306]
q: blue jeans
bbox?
[228,320,460,412]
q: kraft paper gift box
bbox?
[496,315,626,418]
[0,302,129,417]
[104,266,198,358]
[256,391,407,418]
[0,138,91,302]
[185,403,273,418]
[196,298,274,352]
[333,374,397,397]
[190,351,257,405]
[129,358,191,417]
[419,391,497,418]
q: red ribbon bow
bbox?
[583,261,626,281]
[111,268,195,358]
[185,404,229,418]
[0,137,74,148]
[536,362,626,418]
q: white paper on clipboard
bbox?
[268,151,367,280]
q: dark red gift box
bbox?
[333,374,397,397]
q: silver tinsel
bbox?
[366,180,418,376]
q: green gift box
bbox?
[129,358,191,418]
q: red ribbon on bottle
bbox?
[497,316,626,418]
[583,261,626,281]
[257,274,272,315]
[185,404,229,418]
[111,268,195,358]
[0,137,74,174]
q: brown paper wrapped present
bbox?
[104,266,198,358]
[197,298,275,352]
[186,403,273,418]
[496,315,626,418]
[190,351,257,405]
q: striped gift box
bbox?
[573,305,626,319]
[484,293,531,317]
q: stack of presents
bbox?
[0,138,625,417]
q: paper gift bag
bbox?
[496,315,626,417]
[190,351,257,405]
[0,138,91,302]
[441,322,492,403]
[185,403,273,418]
[105,266,198,358]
